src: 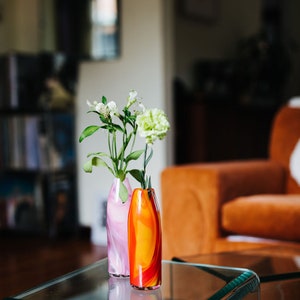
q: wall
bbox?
[0,0,64,54]
[174,0,261,87]
[76,0,173,231]
[0,0,41,53]
[174,0,300,99]
[283,0,300,97]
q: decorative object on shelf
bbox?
[128,103,170,290]
[79,90,145,276]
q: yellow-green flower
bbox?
[129,107,170,189]
[136,108,170,145]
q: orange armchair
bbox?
[161,104,300,260]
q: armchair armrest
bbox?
[161,160,285,259]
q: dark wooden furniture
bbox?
[175,102,277,164]
[0,235,107,299]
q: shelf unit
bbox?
[0,52,78,237]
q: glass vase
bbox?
[128,188,162,290]
[107,177,132,277]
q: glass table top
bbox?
[5,258,260,300]
[173,246,300,300]
[173,246,300,282]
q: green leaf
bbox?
[119,181,129,203]
[112,123,124,133]
[92,157,110,167]
[102,96,107,104]
[116,170,126,182]
[123,108,130,117]
[102,123,124,133]
[83,159,93,173]
[129,169,144,184]
[100,124,109,130]
[125,150,144,163]
[87,152,109,158]
[145,147,154,167]
[87,110,99,115]
[100,114,109,123]
[83,157,107,173]
[79,125,101,142]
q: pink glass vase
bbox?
[128,188,162,290]
[107,177,132,277]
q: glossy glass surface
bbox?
[7,259,259,299]
[175,246,300,300]
[175,246,300,282]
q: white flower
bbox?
[131,101,146,116]
[137,102,146,114]
[107,101,118,116]
[87,100,117,119]
[127,89,138,108]
[129,89,138,101]
[126,90,145,114]
[96,102,108,116]
[136,108,170,144]
[87,100,99,110]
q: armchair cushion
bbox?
[222,194,300,241]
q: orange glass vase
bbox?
[128,188,162,290]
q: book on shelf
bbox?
[48,113,75,169]
[0,53,41,109]
[38,113,75,171]
[0,174,45,231]
[0,55,8,109]
[0,116,41,170]
[46,173,78,237]
[0,52,78,110]
[25,116,41,169]
[0,199,7,228]
[0,113,75,171]
[10,116,23,169]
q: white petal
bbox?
[129,90,137,100]
[290,139,300,185]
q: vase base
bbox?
[109,272,130,278]
[131,284,161,290]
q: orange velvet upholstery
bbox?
[269,106,300,193]
[222,194,300,241]
[161,105,300,260]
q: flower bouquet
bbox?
[79,89,170,281]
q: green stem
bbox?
[113,131,118,171]
[120,119,127,171]
[141,144,148,189]
[130,126,138,154]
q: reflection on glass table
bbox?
[174,246,300,299]
[4,258,260,300]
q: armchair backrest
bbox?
[269,105,300,193]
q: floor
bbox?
[0,234,107,299]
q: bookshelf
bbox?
[0,52,78,237]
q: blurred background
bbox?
[0,0,299,237]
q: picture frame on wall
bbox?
[181,0,218,23]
